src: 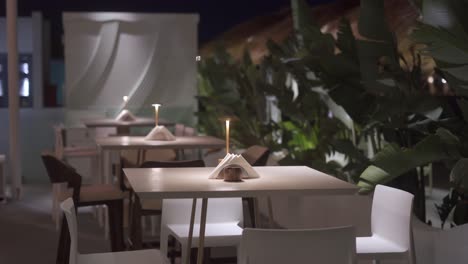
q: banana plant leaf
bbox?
[450,158,468,192]
[358,128,461,193]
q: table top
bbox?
[124,166,358,199]
[82,117,173,127]
[96,136,225,150]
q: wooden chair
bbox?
[41,152,126,264]
[60,198,164,264]
[241,145,270,227]
[125,159,206,249]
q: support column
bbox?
[7,0,22,199]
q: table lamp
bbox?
[145,103,175,141]
[115,95,136,121]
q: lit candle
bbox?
[226,119,230,154]
[152,104,161,127]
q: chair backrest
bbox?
[53,125,66,159]
[140,159,205,168]
[241,145,270,166]
[162,197,243,226]
[60,198,79,264]
[41,152,82,201]
[174,123,185,137]
[239,226,356,264]
[184,126,195,136]
[372,185,414,250]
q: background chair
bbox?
[127,159,206,249]
[356,184,415,263]
[239,226,356,264]
[241,145,270,166]
[60,198,163,264]
[161,197,243,264]
[41,152,126,264]
[241,145,270,227]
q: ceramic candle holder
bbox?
[216,158,243,182]
[221,165,243,182]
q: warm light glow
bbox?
[152,104,161,126]
[427,76,434,84]
[441,78,447,84]
[225,119,230,154]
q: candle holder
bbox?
[220,165,244,182]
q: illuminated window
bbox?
[0,54,33,108]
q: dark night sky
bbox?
[0,0,335,58]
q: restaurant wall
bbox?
[63,13,199,126]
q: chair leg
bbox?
[107,200,124,251]
[151,215,159,236]
[130,196,144,249]
[56,215,70,264]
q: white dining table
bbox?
[124,166,359,264]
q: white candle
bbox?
[152,104,161,127]
[226,119,230,154]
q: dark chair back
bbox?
[140,159,205,168]
[41,152,82,202]
[241,145,270,166]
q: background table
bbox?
[96,136,226,183]
[83,117,174,135]
[124,166,358,264]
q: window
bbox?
[0,53,33,108]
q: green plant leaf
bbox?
[358,128,461,193]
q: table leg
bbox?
[253,198,260,228]
[267,196,275,228]
[196,198,208,264]
[185,198,197,264]
[98,148,105,227]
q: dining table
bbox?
[124,166,359,264]
[82,117,174,135]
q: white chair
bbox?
[60,198,164,264]
[161,198,243,264]
[238,226,356,264]
[356,185,415,263]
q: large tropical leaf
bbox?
[358,128,461,193]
